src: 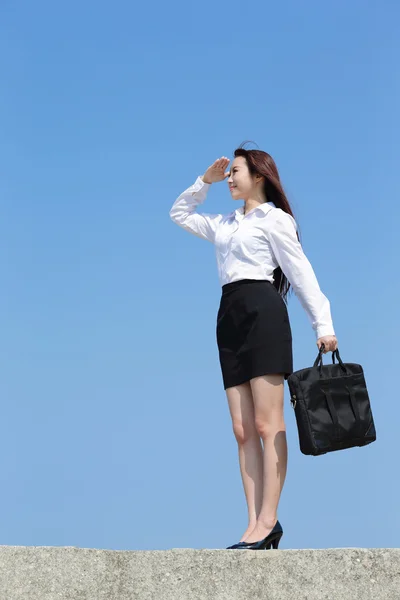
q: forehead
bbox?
[231,156,247,168]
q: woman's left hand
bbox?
[317,335,338,353]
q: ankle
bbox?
[248,515,258,525]
[257,515,277,528]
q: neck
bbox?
[243,193,267,215]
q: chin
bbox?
[230,191,242,201]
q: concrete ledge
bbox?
[0,546,399,599]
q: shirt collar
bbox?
[233,201,275,221]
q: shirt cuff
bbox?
[194,176,211,190]
[315,325,336,340]
[186,176,211,203]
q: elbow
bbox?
[169,207,185,227]
[169,207,179,223]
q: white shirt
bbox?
[170,176,335,340]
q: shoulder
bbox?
[214,208,237,223]
[264,207,297,231]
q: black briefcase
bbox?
[287,345,376,456]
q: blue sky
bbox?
[0,0,399,551]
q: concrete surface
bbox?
[0,546,399,600]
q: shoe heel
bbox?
[265,534,282,550]
[272,534,282,549]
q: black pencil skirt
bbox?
[216,279,293,390]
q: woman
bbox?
[169,146,338,550]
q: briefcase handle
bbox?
[313,344,348,374]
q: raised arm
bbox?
[169,177,223,243]
[169,157,230,244]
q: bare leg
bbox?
[242,374,287,544]
[225,382,264,542]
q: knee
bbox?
[254,418,286,440]
[232,421,258,445]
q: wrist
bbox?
[201,175,212,185]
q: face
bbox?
[227,156,261,201]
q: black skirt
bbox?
[216,279,293,390]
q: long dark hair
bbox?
[234,142,301,303]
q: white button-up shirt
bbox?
[170,176,335,340]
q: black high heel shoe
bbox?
[228,520,283,550]
[226,541,247,549]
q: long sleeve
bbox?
[266,209,335,340]
[169,176,223,243]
